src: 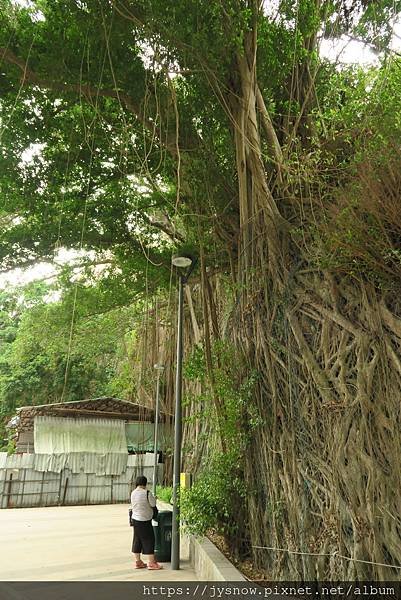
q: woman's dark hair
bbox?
[135,475,147,487]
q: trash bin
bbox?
[153,510,172,562]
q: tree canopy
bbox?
[1,0,399,289]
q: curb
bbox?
[182,534,246,581]
[157,500,245,581]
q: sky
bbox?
[0,249,91,290]
[1,3,401,290]
[320,22,401,65]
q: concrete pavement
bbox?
[0,504,198,581]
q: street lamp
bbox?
[171,253,196,570]
[171,255,193,268]
[153,363,165,497]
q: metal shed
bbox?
[1,397,171,508]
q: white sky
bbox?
[0,249,89,290]
[0,263,55,290]
[319,18,401,65]
[320,36,380,66]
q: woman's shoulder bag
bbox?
[147,490,159,520]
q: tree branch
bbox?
[256,84,283,178]
[139,212,185,242]
[0,46,178,155]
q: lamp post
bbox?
[153,363,165,497]
[171,253,196,570]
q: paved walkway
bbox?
[0,504,198,581]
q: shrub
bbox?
[156,485,173,504]
[180,449,246,539]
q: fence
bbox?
[0,452,163,508]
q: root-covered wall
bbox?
[135,230,401,580]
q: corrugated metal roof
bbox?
[17,397,142,410]
[16,398,172,424]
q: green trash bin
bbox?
[153,510,172,562]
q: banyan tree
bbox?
[1,0,401,579]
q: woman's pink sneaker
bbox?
[148,562,163,570]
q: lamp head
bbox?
[172,254,192,269]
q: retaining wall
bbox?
[157,500,246,581]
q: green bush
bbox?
[180,450,246,538]
[156,485,173,504]
[5,438,15,455]
[181,341,259,543]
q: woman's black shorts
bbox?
[132,519,155,554]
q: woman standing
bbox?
[130,475,163,570]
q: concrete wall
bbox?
[181,535,246,581]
